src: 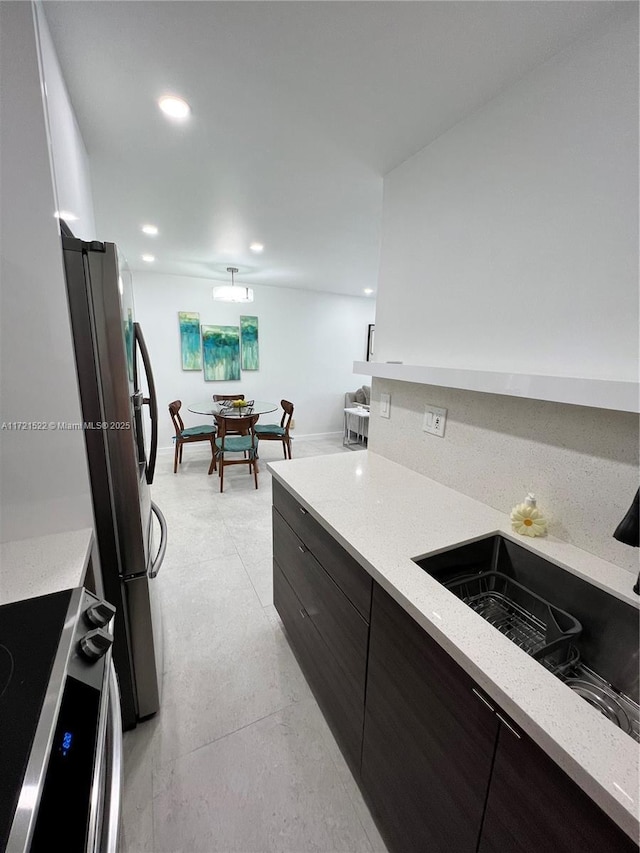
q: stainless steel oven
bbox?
[1,588,123,852]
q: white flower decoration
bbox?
[510,502,547,537]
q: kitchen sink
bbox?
[413,535,640,741]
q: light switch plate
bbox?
[380,393,391,418]
[423,404,447,437]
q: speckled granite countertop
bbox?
[0,527,94,605]
[268,450,640,841]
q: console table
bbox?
[343,407,369,448]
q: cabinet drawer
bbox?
[273,508,368,699]
[273,560,365,771]
[272,479,372,620]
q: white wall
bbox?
[374,7,638,381]
[34,1,96,240]
[134,271,375,449]
[368,9,639,575]
[0,1,93,542]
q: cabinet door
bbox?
[361,582,499,853]
[479,721,639,853]
[273,560,366,771]
[273,508,369,697]
[272,480,372,619]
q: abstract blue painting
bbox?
[240,315,259,371]
[178,312,202,370]
[202,325,241,381]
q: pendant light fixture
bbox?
[212,267,254,303]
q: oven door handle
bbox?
[85,657,123,853]
[86,653,111,853]
[102,662,124,853]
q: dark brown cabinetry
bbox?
[273,481,372,619]
[363,582,638,853]
[273,562,365,768]
[272,480,372,771]
[479,718,638,853]
[271,481,638,853]
[361,581,499,853]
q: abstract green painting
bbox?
[240,315,259,371]
[178,312,202,370]
[202,325,241,381]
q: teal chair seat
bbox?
[181,425,215,438]
[254,424,285,436]
[215,435,255,453]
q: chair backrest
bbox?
[213,394,245,401]
[280,400,294,432]
[168,400,184,436]
[215,413,258,449]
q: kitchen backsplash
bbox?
[369,379,639,574]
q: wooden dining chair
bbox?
[254,400,294,459]
[169,400,216,475]
[214,414,259,492]
[213,394,245,435]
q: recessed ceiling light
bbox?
[54,210,78,221]
[141,224,158,236]
[142,254,155,263]
[364,288,374,295]
[249,242,264,253]
[158,95,190,120]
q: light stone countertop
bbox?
[268,450,640,841]
[0,527,94,605]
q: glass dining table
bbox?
[187,401,278,468]
[187,400,278,419]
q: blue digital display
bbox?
[61,731,73,756]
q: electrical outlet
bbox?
[290,418,295,430]
[380,393,391,418]
[423,405,447,437]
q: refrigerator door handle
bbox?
[134,322,158,485]
[149,501,167,578]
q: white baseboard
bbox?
[290,431,343,441]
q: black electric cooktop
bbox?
[0,589,74,850]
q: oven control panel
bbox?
[4,587,118,853]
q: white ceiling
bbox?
[43,1,619,297]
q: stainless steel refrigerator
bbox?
[61,224,166,729]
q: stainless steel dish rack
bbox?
[445,571,582,666]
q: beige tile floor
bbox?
[120,435,387,853]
